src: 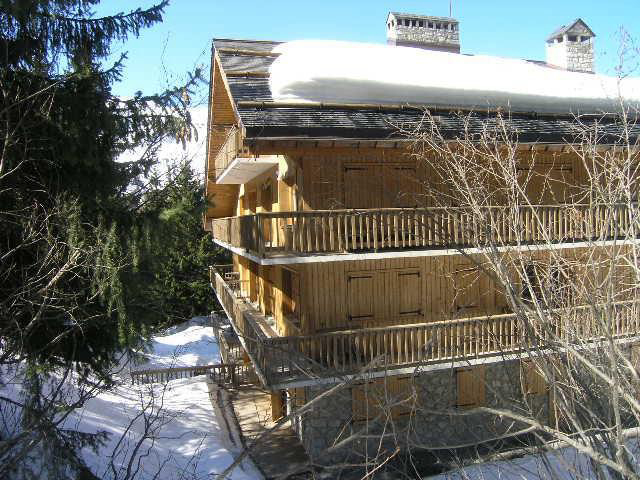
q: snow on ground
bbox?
[1,318,261,480]
[132,316,220,370]
[429,438,640,480]
[270,40,640,114]
[73,376,260,480]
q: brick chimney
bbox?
[386,12,460,53]
[546,19,595,73]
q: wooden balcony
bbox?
[211,204,636,258]
[211,268,640,388]
[213,126,243,179]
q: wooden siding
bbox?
[213,267,640,386]
[297,255,505,334]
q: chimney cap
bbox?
[387,12,458,24]
[546,18,596,42]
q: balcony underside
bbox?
[216,155,280,184]
[211,205,636,262]
[211,269,640,389]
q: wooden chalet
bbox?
[204,18,640,462]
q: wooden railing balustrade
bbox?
[214,126,244,179]
[212,204,636,258]
[130,362,252,386]
[261,302,640,383]
[211,269,640,387]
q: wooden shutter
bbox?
[263,266,274,315]
[456,366,485,408]
[271,391,285,420]
[520,163,574,204]
[452,266,480,315]
[281,268,298,315]
[291,388,306,408]
[344,165,376,209]
[388,376,413,417]
[521,360,547,395]
[347,273,376,327]
[384,165,419,208]
[352,382,379,421]
[633,344,640,372]
[395,269,422,321]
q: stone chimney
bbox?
[386,12,460,53]
[546,19,595,73]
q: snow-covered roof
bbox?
[269,40,638,114]
[211,38,640,145]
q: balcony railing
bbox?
[214,126,243,179]
[211,204,636,258]
[211,268,640,388]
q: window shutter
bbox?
[396,270,422,319]
[457,366,485,408]
[347,273,376,326]
[522,360,547,395]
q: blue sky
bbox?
[101,1,640,99]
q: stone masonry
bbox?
[387,13,460,53]
[294,358,550,465]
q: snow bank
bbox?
[1,318,260,480]
[270,40,640,114]
[430,439,640,480]
[75,377,259,480]
[132,316,220,370]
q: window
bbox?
[568,35,577,42]
[521,360,547,395]
[457,366,485,408]
[428,22,433,28]
[418,20,423,27]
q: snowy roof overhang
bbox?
[211,39,640,145]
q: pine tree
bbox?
[0,1,201,370]
[142,161,228,325]
[0,3,204,475]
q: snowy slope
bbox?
[132,316,220,370]
[1,318,261,480]
[74,376,259,480]
[270,40,640,114]
[429,439,640,480]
